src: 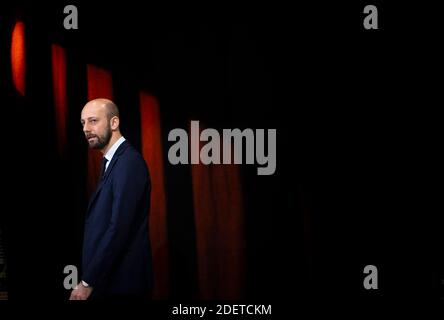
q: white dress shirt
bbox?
[103,136,126,172]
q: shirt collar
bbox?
[104,136,126,163]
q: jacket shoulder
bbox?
[118,144,149,174]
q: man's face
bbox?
[80,103,112,150]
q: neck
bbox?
[101,132,122,155]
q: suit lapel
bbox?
[85,140,130,216]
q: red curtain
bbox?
[191,125,245,299]
[139,92,169,299]
[51,44,68,158]
[86,64,113,195]
[11,21,26,96]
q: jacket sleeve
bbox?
[82,155,150,287]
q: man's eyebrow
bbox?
[80,117,98,122]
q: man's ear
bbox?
[111,116,119,130]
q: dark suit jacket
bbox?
[82,140,153,298]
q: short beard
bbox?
[87,126,112,150]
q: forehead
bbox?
[81,103,107,119]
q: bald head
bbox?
[84,98,119,120]
[81,98,122,153]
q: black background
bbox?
[0,0,442,310]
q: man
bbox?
[70,98,153,300]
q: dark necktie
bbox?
[100,157,109,180]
